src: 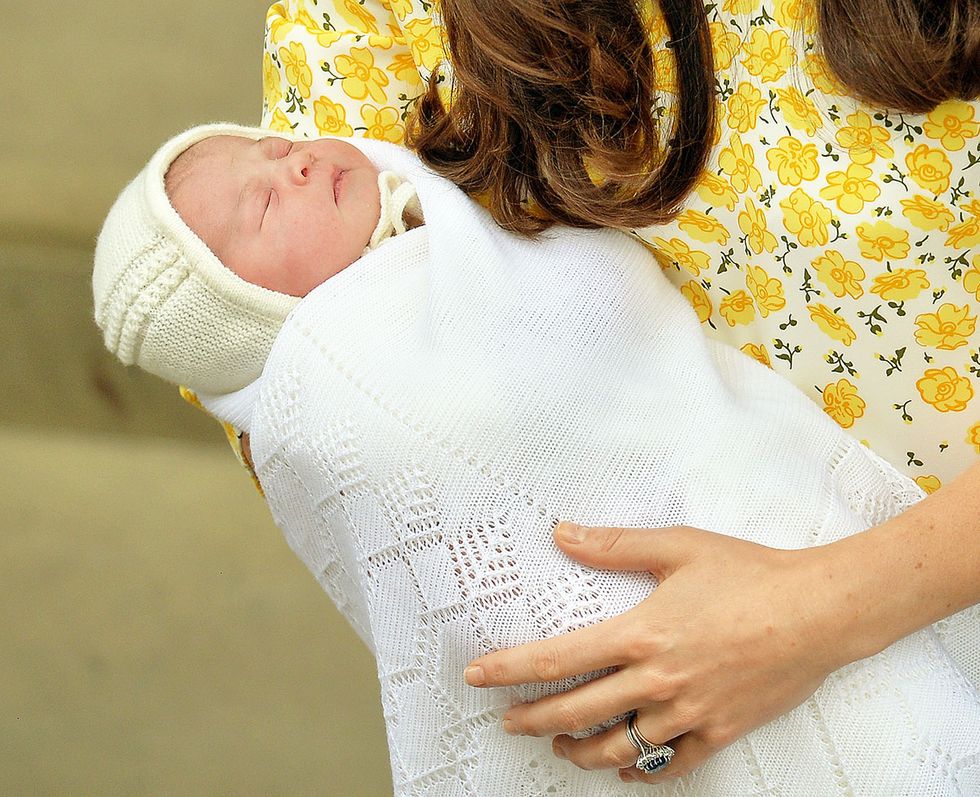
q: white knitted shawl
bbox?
[244,140,980,796]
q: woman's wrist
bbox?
[777,539,886,676]
[807,529,911,667]
[812,461,980,667]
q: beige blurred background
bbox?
[1,3,390,794]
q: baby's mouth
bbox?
[333,169,347,205]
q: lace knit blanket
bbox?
[246,140,980,796]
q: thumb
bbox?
[553,522,699,579]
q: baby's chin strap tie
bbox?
[368,171,423,252]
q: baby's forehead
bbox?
[165,135,251,199]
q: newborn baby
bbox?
[93,123,419,396]
[93,125,980,797]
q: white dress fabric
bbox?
[243,139,980,796]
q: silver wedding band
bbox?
[625,713,675,774]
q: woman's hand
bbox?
[463,523,868,784]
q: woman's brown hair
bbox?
[408,0,980,235]
[819,0,980,114]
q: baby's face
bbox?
[167,135,381,296]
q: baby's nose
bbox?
[284,150,314,185]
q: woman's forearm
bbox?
[825,459,980,665]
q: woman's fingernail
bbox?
[502,719,519,735]
[464,665,485,686]
[556,522,586,543]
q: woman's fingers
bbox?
[466,524,706,689]
[554,522,700,580]
[552,720,638,770]
[501,666,670,736]
[465,616,629,687]
[553,709,690,772]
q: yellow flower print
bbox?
[869,267,930,301]
[836,111,893,165]
[677,210,731,245]
[812,250,865,299]
[268,107,293,133]
[766,136,819,186]
[723,0,761,12]
[718,133,762,193]
[945,199,980,248]
[742,27,794,83]
[968,421,980,454]
[856,220,911,262]
[652,237,711,276]
[295,7,325,35]
[745,265,786,317]
[267,2,292,44]
[710,22,741,71]
[776,87,822,135]
[963,256,980,300]
[389,51,421,83]
[740,342,772,368]
[313,96,354,137]
[808,303,857,346]
[923,100,979,151]
[913,303,977,350]
[819,163,880,214]
[263,51,283,111]
[654,48,679,95]
[779,188,833,246]
[337,0,379,34]
[404,18,446,72]
[386,0,413,18]
[738,199,778,254]
[914,475,942,495]
[639,0,670,41]
[727,82,767,133]
[905,144,953,194]
[720,290,756,327]
[361,105,404,143]
[279,41,313,99]
[696,173,739,211]
[773,0,816,33]
[680,280,713,324]
[916,366,974,412]
[900,195,955,231]
[822,378,866,428]
[364,31,397,49]
[267,5,341,47]
[335,47,390,102]
[804,52,847,95]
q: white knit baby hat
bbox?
[92,122,300,395]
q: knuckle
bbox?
[621,633,660,663]
[530,648,563,682]
[484,659,508,684]
[640,677,672,703]
[700,723,736,750]
[553,699,585,733]
[595,526,626,554]
[598,745,633,769]
[638,667,680,702]
[671,702,700,730]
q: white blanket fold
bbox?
[246,139,979,796]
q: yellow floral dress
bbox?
[260,0,980,489]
